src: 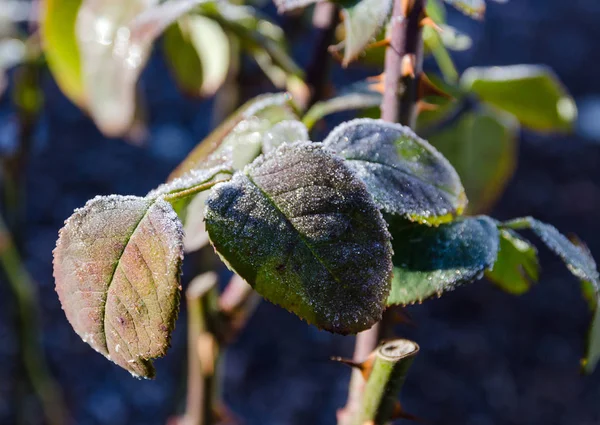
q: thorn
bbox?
[391,402,428,423]
[401,0,415,17]
[328,44,344,63]
[366,73,385,94]
[418,73,453,100]
[420,16,443,32]
[417,100,439,114]
[366,38,391,50]
[401,54,416,78]
[390,307,417,327]
[331,351,377,380]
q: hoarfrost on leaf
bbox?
[205,141,393,334]
[53,195,184,378]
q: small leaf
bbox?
[503,217,600,372]
[387,216,499,306]
[486,229,539,295]
[427,108,518,213]
[461,65,577,132]
[303,81,383,130]
[163,15,230,97]
[53,195,184,378]
[75,0,209,137]
[205,142,393,334]
[40,0,85,106]
[338,0,393,67]
[323,118,467,224]
[263,120,309,154]
[443,0,485,20]
[170,93,297,180]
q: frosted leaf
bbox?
[170,93,296,180]
[205,142,393,334]
[53,195,184,378]
[323,118,467,224]
[339,0,393,67]
[387,216,499,306]
[503,217,600,372]
[262,120,309,154]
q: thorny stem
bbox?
[183,273,221,425]
[381,0,426,126]
[304,2,340,109]
[0,217,67,425]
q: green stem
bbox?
[0,217,67,425]
[183,272,221,425]
[352,340,419,425]
[501,217,534,230]
[163,177,232,203]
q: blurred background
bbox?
[1,0,600,424]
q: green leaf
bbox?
[272,0,319,12]
[323,118,467,224]
[40,0,85,106]
[486,229,539,295]
[461,65,577,132]
[75,0,210,137]
[503,217,600,372]
[262,120,309,154]
[387,216,499,306]
[205,142,393,334]
[443,0,485,20]
[163,15,230,97]
[338,0,393,67]
[53,195,184,378]
[170,93,297,180]
[302,81,383,130]
[427,108,518,213]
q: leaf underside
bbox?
[387,216,499,306]
[205,142,393,334]
[54,195,184,378]
[323,118,467,224]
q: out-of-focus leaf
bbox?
[262,120,309,153]
[428,108,518,213]
[387,216,499,306]
[40,0,85,106]
[272,0,319,12]
[443,0,485,20]
[303,81,382,129]
[461,65,577,132]
[163,15,230,97]
[439,25,472,51]
[205,142,393,334]
[323,118,467,224]
[0,38,26,98]
[338,0,392,67]
[503,217,600,372]
[75,0,209,137]
[170,93,297,180]
[423,25,458,83]
[172,93,298,253]
[53,195,184,378]
[486,229,539,295]
[426,0,447,23]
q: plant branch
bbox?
[381,0,426,126]
[303,2,340,109]
[218,274,261,342]
[352,339,419,425]
[183,272,221,425]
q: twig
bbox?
[182,272,221,425]
[381,0,426,126]
[352,340,419,425]
[218,274,261,343]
